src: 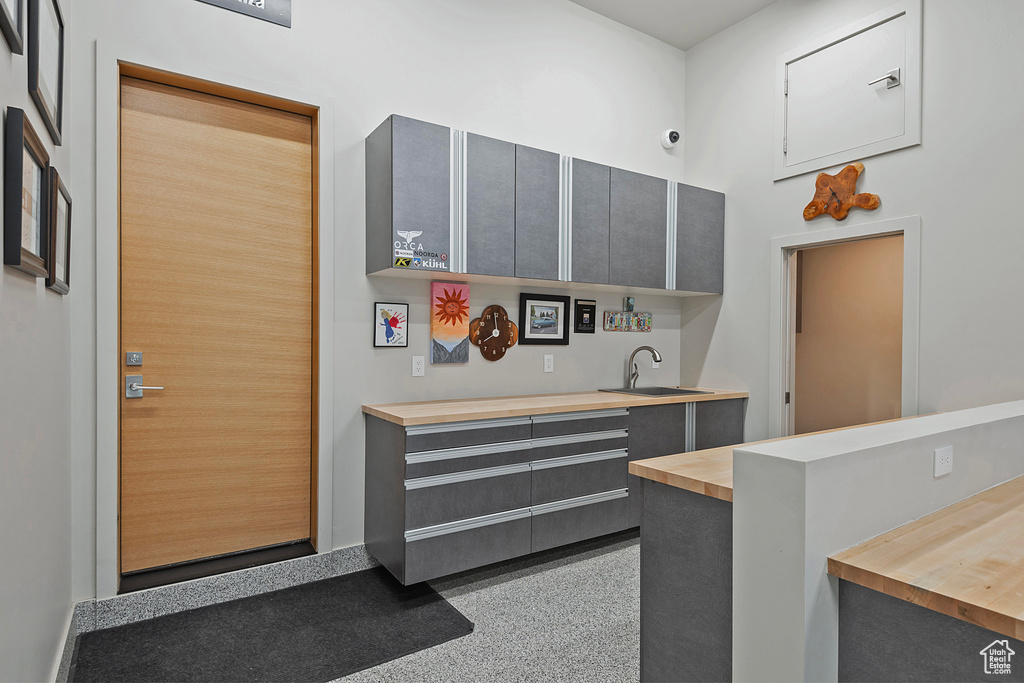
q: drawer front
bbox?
[405,465,531,530]
[405,417,533,453]
[405,441,533,478]
[404,512,532,584]
[531,431,628,462]
[531,490,630,553]
[531,450,628,506]
[530,409,629,439]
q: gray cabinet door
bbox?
[571,159,610,284]
[626,403,688,526]
[676,184,725,294]
[466,133,515,276]
[364,115,451,274]
[694,398,745,451]
[515,145,560,280]
[610,169,667,289]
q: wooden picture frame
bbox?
[518,292,570,346]
[0,0,23,54]
[28,0,63,145]
[46,166,69,293]
[4,107,49,278]
[374,302,408,347]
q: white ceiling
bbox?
[568,0,777,51]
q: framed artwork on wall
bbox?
[28,0,64,145]
[46,166,70,293]
[4,107,49,278]
[0,0,23,54]
[574,299,597,334]
[518,293,570,346]
[374,302,408,347]
[430,282,470,363]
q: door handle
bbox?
[126,375,164,398]
[868,68,901,88]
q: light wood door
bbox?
[119,77,315,573]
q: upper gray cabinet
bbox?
[676,184,725,294]
[514,145,561,281]
[465,133,515,277]
[365,115,453,275]
[609,169,667,290]
[570,159,610,285]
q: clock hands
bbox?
[491,312,500,337]
[824,187,838,210]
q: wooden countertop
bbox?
[362,387,748,426]
[828,475,1024,642]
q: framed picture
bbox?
[374,302,408,347]
[28,0,63,145]
[4,107,49,278]
[46,166,69,293]
[0,0,23,54]
[574,299,597,334]
[518,293,570,346]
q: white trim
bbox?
[767,216,922,438]
[94,40,337,599]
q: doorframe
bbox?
[95,41,336,599]
[767,216,921,438]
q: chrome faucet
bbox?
[627,345,663,389]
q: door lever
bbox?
[126,375,164,398]
[129,383,164,391]
[868,68,901,89]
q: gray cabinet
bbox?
[365,115,453,275]
[610,169,668,289]
[627,404,688,527]
[570,159,611,285]
[676,184,725,294]
[514,145,561,280]
[465,133,515,277]
[694,398,745,451]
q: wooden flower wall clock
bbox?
[803,162,880,221]
[469,305,518,361]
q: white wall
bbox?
[681,0,1024,438]
[0,1,73,680]
[69,0,692,600]
[732,400,1024,681]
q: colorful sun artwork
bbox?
[430,282,470,364]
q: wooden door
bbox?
[119,76,315,574]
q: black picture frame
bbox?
[574,299,597,334]
[373,301,409,347]
[0,0,23,54]
[518,292,570,346]
[46,166,69,293]
[28,0,63,146]
[4,107,49,278]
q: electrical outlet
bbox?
[412,356,425,377]
[544,355,554,373]
[651,360,660,369]
[933,445,953,478]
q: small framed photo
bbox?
[28,0,64,145]
[518,293,570,346]
[374,302,408,347]
[4,107,49,278]
[46,167,70,293]
[0,0,23,54]
[623,296,635,312]
[574,299,597,334]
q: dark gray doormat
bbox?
[69,566,474,682]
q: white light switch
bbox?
[933,445,953,478]
[412,356,425,377]
[544,355,554,373]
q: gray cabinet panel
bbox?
[531,435,628,463]
[405,445,534,479]
[610,169,667,289]
[532,456,628,506]
[532,496,631,553]
[406,421,532,453]
[365,118,395,274]
[694,398,745,451]
[405,517,532,585]
[364,416,408,583]
[571,159,610,284]
[531,412,628,439]
[676,184,725,294]
[391,115,451,272]
[515,145,560,280]
[627,404,688,527]
[466,133,515,276]
[405,471,531,530]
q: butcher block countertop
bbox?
[362,387,748,427]
[828,474,1024,641]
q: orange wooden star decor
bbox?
[803,162,880,221]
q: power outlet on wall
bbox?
[412,356,425,377]
[544,355,554,373]
[933,445,953,478]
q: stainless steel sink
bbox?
[599,387,713,396]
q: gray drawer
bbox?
[531,490,630,553]
[404,510,532,584]
[531,430,628,462]
[405,464,531,530]
[530,409,629,439]
[531,449,628,506]
[405,440,533,478]
[405,417,533,453]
